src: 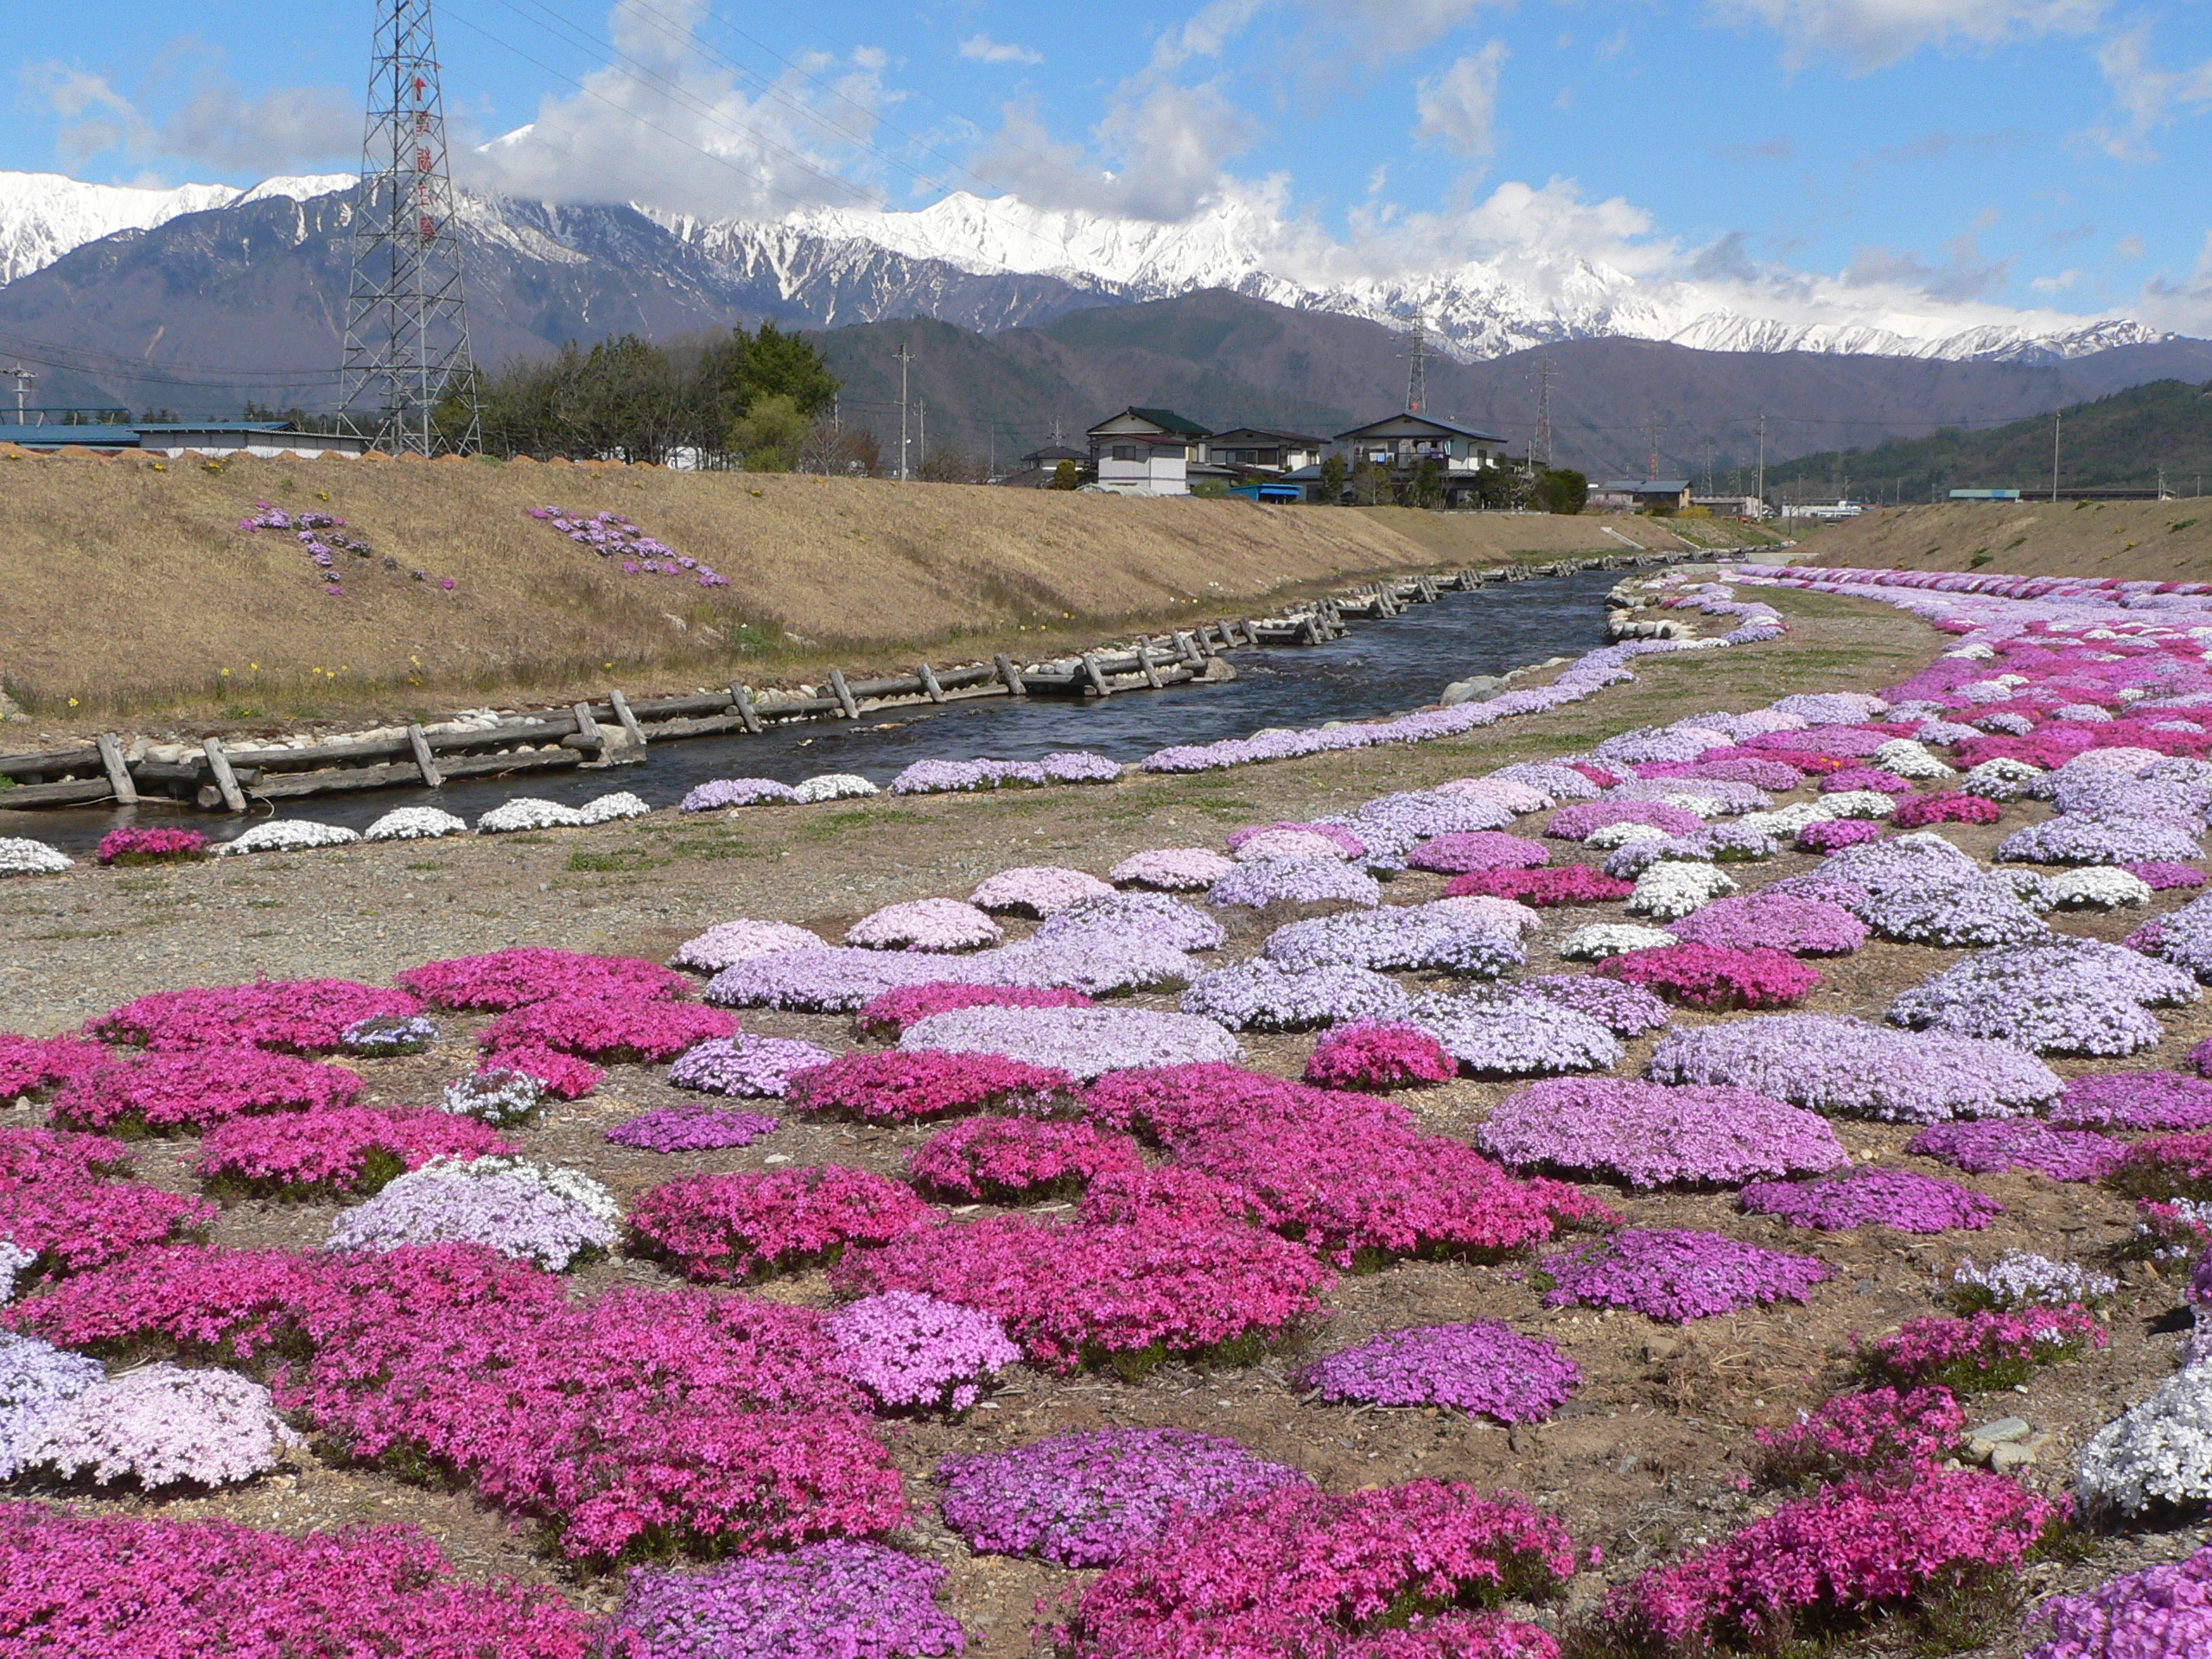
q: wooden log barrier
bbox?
[1080,652,1112,698]
[201,738,247,813]
[406,724,442,787]
[96,734,137,805]
[730,683,763,734]
[994,654,1027,696]
[917,663,946,703]
[829,670,861,721]
[607,690,649,749]
[572,702,606,755]
[1135,644,1163,689]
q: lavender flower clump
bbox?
[681,778,799,811]
[1739,1166,2003,1233]
[1355,789,1516,842]
[1949,1250,2117,1313]
[1601,836,1715,880]
[16,1363,300,1489]
[1180,961,1414,1032]
[1668,893,1869,956]
[607,1104,779,1153]
[1886,938,2196,1057]
[827,1293,1020,1414]
[1513,974,1672,1036]
[1033,892,1225,953]
[1295,1322,1580,1422]
[969,866,1114,916]
[1109,848,1236,890]
[1260,909,1523,976]
[1478,1077,1847,1188]
[1998,814,2203,866]
[669,1034,838,1098]
[1859,873,2053,949]
[1040,751,1122,784]
[1205,857,1383,910]
[327,1155,617,1270]
[1494,761,1604,802]
[2023,1546,2212,1658]
[2131,891,2212,982]
[2051,1071,2212,1131]
[1904,1120,2126,1182]
[1539,1230,1830,1322]
[1403,989,1623,1077]
[845,900,1003,952]
[936,1428,1306,1567]
[671,918,824,973]
[0,1243,32,1304]
[899,1006,1242,1079]
[1645,1014,2062,1122]
[0,1333,104,1478]
[606,1541,965,1659]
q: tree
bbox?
[691,321,837,457]
[1351,461,1395,506]
[1050,459,1080,491]
[730,394,810,473]
[1318,454,1347,502]
[918,448,986,483]
[1413,456,1442,509]
[1534,467,1588,514]
[799,419,880,476]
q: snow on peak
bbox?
[0,172,240,284]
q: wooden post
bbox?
[1080,652,1112,697]
[1174,631,1205,668]
[201,737,247,813]
[828,669,861,721]
[916,662,946,703]
[608,689,649,748]
[95,734,137,805]
[571,702,605,753]
[994,653,1027,696]
[729,683,763,734]
[1240,618,1259,645]
[405,724,442,787]
[1135,643,1163,689]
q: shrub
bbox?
[1511,976,1672,1037]
[0,1129,213,1279]
[1408,833,1550,874]
[194,1109,511,1198]
[1259,910,1524,976]
[1739,1167,2002,1232]
[1478,1078,1847,1189]
[1110,847,1239,890]
[91,979,419,1053]
[440,1066,544,1125]
[1857,1307,2107,1391]
[1296,1322,1580,1422]
[665,1033,835,1098]
[2023,1544,2212,1659]
[1205,858,1383,910]
[1946,1250,2116,1314]
[397,947,688,1009]
[1593,943,1821,1010]
[0,1033,108,1100]
[1182,962,1414,1033]
[1666,893,1868,956]
[1536,1229,1828,1322]
[1303,1022,1456,1090]
[630,1166,931,1281]
[1797,818,1886,853]
[899,1007,1242,1080]
[853,982,1093,1039]
[1406,992,1624,1079]
[825,1291,1020,1415]
[1546,802,1706,842]
[0,1334,104,1478]
[2051,1069,2212,1130]
[1753,1386,1966,1486]
[668,918,824,973]
[1442,867,1633,906]
[340,1014,438,1057]
[2104,1131,2212,1201]
[969,866,1114,916]
[844,899,1003,952]
[2078,1364,2212,1519]
[13,1363,299,1490]
[602,1541,963,1659]
[906,1118,1143,1201]
[1890,792,2002,829]
[787,1050,1076,1122]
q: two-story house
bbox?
[1205,427,1325,475]
[1086,408,1211,496]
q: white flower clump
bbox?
[1942,642,1998,661]
[2048,867,2153,910]
[1737,803,1834,838]
[476,798,584,833]
[364,807,468,842]
[1421,895,1542,935]
[450,1154,620,1224]
[1817,790,1900,822]
[217,821,360,856]
[1961,758,2044,801]
[0,1242,33,1303]
[1873,740,1955,779]
[1628,861,1737,920]
[0,838,73,877]
[1586,821,1674,850]
[441,1069,543,1126]
[791,772,880,804]
[1556,923,1680,960]
[16,1363,301,1489]
[2078,1361,2212,1516]
[575,791,651,824]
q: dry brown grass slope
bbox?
[1796,497,2212,581]
[0,449,1708,722]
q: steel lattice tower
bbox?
[340,0,480,454]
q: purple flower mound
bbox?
[1797,818,1886,853]
[1405,990,1624,1077]
[2129,860,2208,890]
[1998,813,2203,866]
[935,1428,1307,1568]
[827,1292,1020,1414]
[1668,893,1869,957]
[1034,892,1225,953]
[1513,975,1672,1036]
[1226,821,1369,858]
[1260,908,1523,976]
[2053,1070,2212,1130]
[1886,938,2196,1057]
[1546,801,1707,842]
[1354,789,1517,842]
[1206,857,1383,910]
[1181,960,1413,1032]
[606,1541,966,1658]
[1297,1322,1580,1421]
[607,1104,779,1153]
[1494,760,1604,802]
[1739,1166,2003,1233]
[669,1034,838,1097]
[681,777,799,811]
[2023,1542,2212,1659]
[1041,751,1122,785]
[1478,1077,1848,1189]
[1538,1229,1830,1322]
[1818,766,1915,796]
[1407,832,1550,874]
[1904,1120,2126,1183]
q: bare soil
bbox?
[5,582,2203,1656]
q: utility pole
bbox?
[1533,353,1554,471]
[893,343,912,481]
[1701,435,1713,498]
[1646,414,1661,482]
[918,402,927,472]
[5,364,33,424]
[2051,410,2062,504]
[1755,411,1767,519]
[1402,315,1429,415]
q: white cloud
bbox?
[2136,231,2212,334]
[958,35,1043,66]
[1712,0,2106,73]
[976,80,1261,222]
[2087,22,2212,159]
[1414,43,1507,158]
[20,56,353,173]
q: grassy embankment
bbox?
[1792,496,2212,580]
[0,446,1773,734]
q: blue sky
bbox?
[9,0,2212,333]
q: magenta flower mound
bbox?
[789,1050,1077,1122]
[1537,1229,1829,1322]
[1478,1078,1847,1189]
[2127,860,2207,890]
[479,1044,601,1101]
[2024,1543,2212,1659]
[1818,766,1915,796]
[1080,1062,1413,1147]
[397,947,689,1010]
[827,1291,1020,1414]
[1056,1480,1576,1659]
[1891,792,2002,828]
[607,1104,779,1154]
[1796,817,1886,852]
[1666,893,1869,956]
[630,1166,931,1281]
[1304,1021,1457,1090]
[668,1033,836,1098]
[91,978,422,1053]
[606,1541,962,1659]
[831,1214,1335,1370]
[969,865,1114,916]
[1444,864,1635,906]
[2105,1131,2212,1201]
[854,982,1094,1039]
[845,899,1003,952]
[1593,942,1821,1010]
[906,1118,1143,1201]
[1904,1120,2126,1182]
[1296,1322,1580,1421]
[2051,1069,2212,1130]
[0,1128,213,1278]
[49,1047,362,1133]
[938,1427,1308,1568]
[193,1108,511,1198]
[1608,1465,2058,1651]
[1545,801,1706,842]
[1754,1386,1967,1484]
[1741,1166,2002,1233]
[1407,832,1550,874]
[0,1033,110,1099]
[1858,1306,2107,1391]
[0,1503,594,1656]
[480,997,738,1065]
[94,825,207,865]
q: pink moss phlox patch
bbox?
[1478,1077,1847,1190]
[479,997,736,1065]
[1857,1307,2107,1391]
[1797,818,1887,853]
[1442,866,1635,906]
[2104,1130,2212,1202]
[853,982,1095,1039]
[629,1166,933,1281]
[91,980,422,1054]
[1891,793,2002,829]
[1545,801,1707,842]
[2061,1069,2212,1130]
[788,1049,1077,1123]
[906,1117,1145,1201]
[969,866,1115,917]
[1738,1167,2002,1232]
[2127,860,2207,891]
[1666,893,1869,957]
[1407,833,1551,875]
[397,947,690,1011]
[1538,1228,1828,1322]
[1818,767,1916,796]
[1904,1120,2126,1182]
[825,1291,1019,1415]
[0,1033,109,1099]
[94,826,208,865]
[844,899,1004,952]
[0,1128,213,1279]
[1593,942,1821,1010]
[1225,821,1369,858]
[49,1048,363,1134]
[1080,1062,1412,1147]
[193,1109,512,1198]
[1296,1321,1580,1421]
[1754,1386,1967,1485]
[474,1046,602,1100]
[1303,1021,1457,1091]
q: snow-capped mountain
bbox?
[0,171,353,286]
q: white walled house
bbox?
[1086,407,1211,496]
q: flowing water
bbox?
[15,568,1619,857]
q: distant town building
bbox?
[1086,408,1211,496]
[1206,427,1324,474]
[1331,413,1512,506]
[995,443,1089,489]
[1690,493,1766,520]
[1590,478,1693,512]
[0,422,372,459]
[1777,499,1864,522]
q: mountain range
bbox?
[1,170,2208,477]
